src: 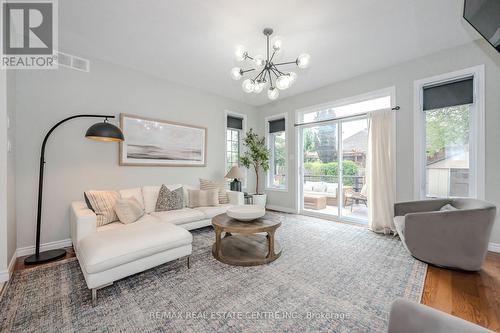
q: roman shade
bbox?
[423,77,473,111]
[227,116,243,130]
[269,118,286,133]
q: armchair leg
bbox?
[187,256,191,269]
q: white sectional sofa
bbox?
[70,184,243,305]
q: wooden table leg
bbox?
[267,231,275,258]
[215,227,222,256]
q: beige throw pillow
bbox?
[199,178,228,204]
[114,197,145,224]
[188,189,219,208]
[84,190,120,226]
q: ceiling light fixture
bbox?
[231,28,310,100]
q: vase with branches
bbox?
[240,128,270,195]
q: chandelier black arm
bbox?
[270,66,281,78]
[269,50,276,63]
[268,69,274,88]
[272,64,286,76]
[274,60,298,66]
[252,67,266,81]
[241,68,255,74]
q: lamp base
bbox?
[230,179,242,192]
[24,249,67,265]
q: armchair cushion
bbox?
[440,204,457,211]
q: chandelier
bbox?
[231,28,310,100]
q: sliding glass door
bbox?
[302,123,339,216]
[341,118,368,221]
[300,117,368,224]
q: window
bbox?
[414,66,484,199]
[226,115,243,173]
[266,115,287,190]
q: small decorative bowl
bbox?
[227,205,265,222]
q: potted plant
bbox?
[240,128,270,207]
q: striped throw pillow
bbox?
[84,190,120,226]
[199,179,228,204]
[188,189,219,208]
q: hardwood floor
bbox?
[422,252,500,331]
[11,247,500,331]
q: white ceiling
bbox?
[59,0,478,106]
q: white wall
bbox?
[14,58,259,249]
[6,71,16,265]
[0,69,7,278]
[258,40,500,244]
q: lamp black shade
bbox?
[85,121,124,142]
[25,114,123,265]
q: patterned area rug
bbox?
[0,212,426,332]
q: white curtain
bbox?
[367,109,395,234]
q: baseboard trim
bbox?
[0,252,17,282]
[266,204,297,214]
[16,238,72,257]
[488,242,500,253]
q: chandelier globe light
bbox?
[230,28,310,100]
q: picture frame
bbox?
[119,113,207,167]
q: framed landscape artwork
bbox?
[119,114,207,166]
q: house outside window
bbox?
[414,66,484,200]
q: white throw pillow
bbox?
[182,184,199,207]
[199,179,229,204]
[188,189,219,208]
[119,188,144,211]
[114,197,145,224]
[303,184,313,191]
[142,186,161,213]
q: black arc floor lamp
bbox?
[24,115,124,265]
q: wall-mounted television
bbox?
[463,0,500,52]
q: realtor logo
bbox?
[1,0,58,68]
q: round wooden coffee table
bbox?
[212,213,282,266]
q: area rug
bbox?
[0,212,426,332]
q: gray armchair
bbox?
[393,198,496,271]
[388,298,493,332]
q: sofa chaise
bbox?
[70,184,243,305]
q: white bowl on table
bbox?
[227,205,265,222]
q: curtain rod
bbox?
[294,106,400,127]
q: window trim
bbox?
[413,65,485,200]
[224,110,247,190]
[265,112,289,192]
